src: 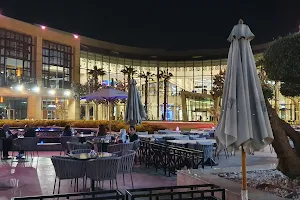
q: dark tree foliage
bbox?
[264,33,300,97]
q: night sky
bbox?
[0,0,300,50]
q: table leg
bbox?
[91,179,95,191]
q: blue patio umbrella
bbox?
[82,87,128,132]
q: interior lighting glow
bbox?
[48,89,55,95]
[32,86,40,93]
[64,90,71,97]
[16,84,23,91]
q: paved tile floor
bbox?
[0,148,278,200]
[0,151,176,200]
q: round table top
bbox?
[68,152,115,160]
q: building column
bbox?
[68,99,80,120]
[27,96,42,120]
[35,36,43,86]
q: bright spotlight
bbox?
[32,86,40,93]
[40,25,46,30]
[16,84,23,91]
[64,90,71,97]
[48,89,55,95]
[73,34,79,39]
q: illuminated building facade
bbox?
[0,15,296,122]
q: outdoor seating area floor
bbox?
[0,151,177,200]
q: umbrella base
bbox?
[241,189,248,200]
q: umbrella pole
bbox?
[108,102,112,134]
[241,146,248,200]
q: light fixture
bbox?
[16,68,21,77]
[0,96,3,103]
[48,89,55,95]
[16,84,23,91]
[64,90,71,97]
[40,25,46,30]
[73,34,79,39]
[32,86,40,93]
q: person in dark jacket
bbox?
[62,125,72,136]
[17,124,37,158]
[128,126,138,142]
[0,124,16,159]
[97,124,107,137]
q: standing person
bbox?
[97,124,107,137]
[0,124,16,159]
[128,126,138,142]
[62,125,72,136]
[17,124,36,159]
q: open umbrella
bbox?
[82,87,128,132]
[215,20,274,200]
[125,79,146,126]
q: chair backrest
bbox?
[0,139,3,151]
[85,157,121,181]
[14,137,38,151]
[121,142,134,151]
[74,143,92,150]
[107,144,122,153]
[51,156,85,180]
[70,149,91,154]
[133,139,140,150]
[118,150,136,173]
[60,136,79,151]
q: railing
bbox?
[139,140,204,176]
[11,190,124,200]
[125,184,226,200]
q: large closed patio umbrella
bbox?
[125,79,146,126]
[215,20,274,200]
[82,87,128,132]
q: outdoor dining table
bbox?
[76,133,95,143]
[68,151,116,191]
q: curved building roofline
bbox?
[80,36,271,61]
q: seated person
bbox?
[97,124,107,137]
[0,124,16,159]
[62,125,72,136]
[128,126,138,142]
[17,124,37,159]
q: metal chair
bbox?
[85,157,121,190]
[59,136,79,155]
[70,149,91,154]
[118,150,136,188]
[0,139,3,159]
[67,141,92,152]
[12,137,39,160]
[122,142,134,151]
[51,156,85,194]
[107,144,122,153]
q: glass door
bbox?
[6,109,15,119]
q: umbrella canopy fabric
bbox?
[215,20,273,154]
[81,87,128,101]
[125,79,146,126]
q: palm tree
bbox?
[121,66,137,87]
[158,70,173,121]
[87,66,106,120]
[139,72,154,115]
[88,66,106,91]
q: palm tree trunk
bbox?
[95,102,99,120]
[163,79,167,121]
[266,100,300,178]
